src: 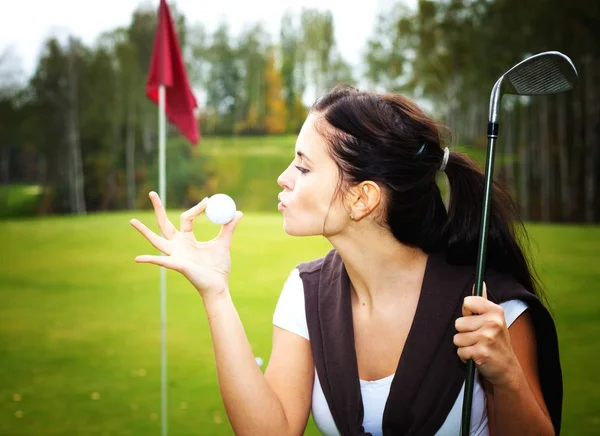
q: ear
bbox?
[349,182,381,221]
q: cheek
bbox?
[285,178,346,236]
[296,175,335,213]
[321,199,348,235]
[281,178,321,232]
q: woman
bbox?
[130,86,561,435]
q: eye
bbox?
[295,165,309,174]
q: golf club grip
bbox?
[461,360,477,435]
[460,276,485,436]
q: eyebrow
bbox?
[296,150,314,164]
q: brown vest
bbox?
[298,249,562,435]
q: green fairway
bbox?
[0,213,599,435]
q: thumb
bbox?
[217,211,244,245]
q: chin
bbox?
[282,218,318,237]
[282,219,299,236]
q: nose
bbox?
[277,163,295,190]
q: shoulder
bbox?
[273,268,309,340]
[499,299,529,327]
[281,268,303,293]
[296,249,338,277]
[297,257,326,276]
[483,270,552,322]
[484,268,534,304]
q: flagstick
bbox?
[158,84,168,436]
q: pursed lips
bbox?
[277,194,287,208]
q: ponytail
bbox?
[443,151,543,299]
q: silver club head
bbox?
[489,51,579,123]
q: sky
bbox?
[1,0,413,80]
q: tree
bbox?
[127,5,159,156]
[78,39,122,211]
[280,11,307,132]
[0,47,24,207]
[64,37,86,215]
[29,38,70,213]
[300,9,335,100]
[264,49,287,134]
[365,4,413,92]
[236,24,269,134]
[362,0,600,223]
[204,22,242,134]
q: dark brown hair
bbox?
[312,85,542,299]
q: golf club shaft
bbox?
[460,122,498,435]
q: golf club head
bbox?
[489,51,579,123]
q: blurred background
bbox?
[1,0,599,435]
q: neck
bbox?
[328,226,428,310]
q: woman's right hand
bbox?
[130,191,243,299]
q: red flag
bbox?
[146,0,200,144]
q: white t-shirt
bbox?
[272,268,529,436]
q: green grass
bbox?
[526,224,600,433]
[192,135,297,156]
[0,211,330,435]
[1,214,599,435]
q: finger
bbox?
[180,197,209,233]
[216,211,244,245]
[130,219,172,255]
[457,344,491,367]
[149,191,177,239]
[457,345,477,364]
[455,314,486,332]
[134,254,180,271]
[462,294,497,317]
[453,331,479,348]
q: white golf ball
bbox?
[205,193,236,225]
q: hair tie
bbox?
[416,143,426,156]
[439,147,450,172]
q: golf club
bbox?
[460,51,578,435]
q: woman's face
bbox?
[277,113,349,237]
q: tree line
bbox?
[365,0,600,223]
[0,0,598,222]
[0,5,351,214]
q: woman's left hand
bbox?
[453,283,519,387]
